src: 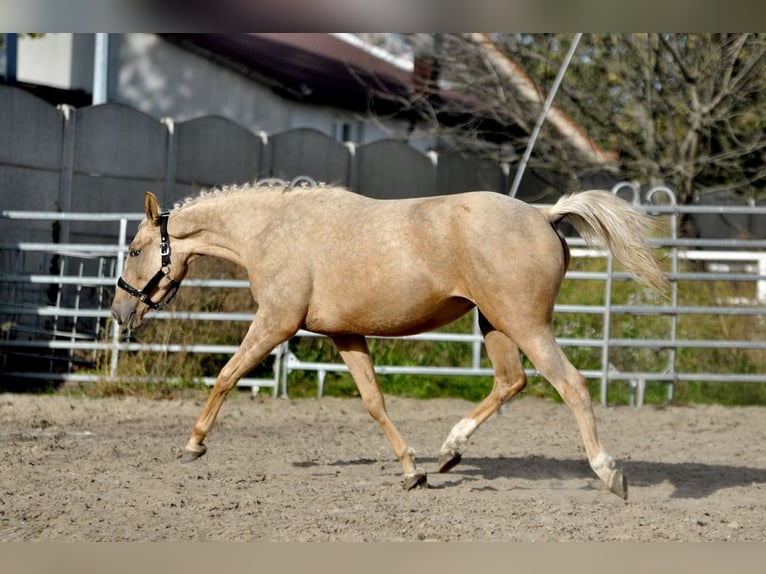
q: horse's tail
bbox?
[541,190,669,295]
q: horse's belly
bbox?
[305,294,475,337]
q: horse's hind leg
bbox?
[332,334,427,490]
[519,328,628,500]
[437,313,526,473]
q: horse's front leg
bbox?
[181,317,294,462]
[332,334,427,490]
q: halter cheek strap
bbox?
[117,212,181,310]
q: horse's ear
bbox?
[144,191,160,224]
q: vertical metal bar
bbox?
[509,33,582,197]
[161,117,177,204]
[110,217,127,378]
[93,256,107,362]
[5,33,18,85]
[57,104,76,244]
[68,260,85,372]
[93,33,109,105]
[259,131,273,180]
[50,255,66,373]
[344,141,358,191]
[12,250,21,331]
[280,344,291,398]
[472,307,482,371]
[600,250,614,406]
[646,185,678,404]
[270,342,284,398]
[667,200,679,403]
[604,182,641,406]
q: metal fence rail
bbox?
[2,182,766,405]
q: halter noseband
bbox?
[117,212,181,310]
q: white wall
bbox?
[16,33,91,91]
[111,34,290,134]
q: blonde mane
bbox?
[172,181,298,212]
[171,180,334,212]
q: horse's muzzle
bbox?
[111,300,139,330]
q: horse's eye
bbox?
[129,249,141,257]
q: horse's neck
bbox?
[173,194,274,267]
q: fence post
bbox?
[110,217,128,378]
[426,150,438,196]
[344,141,358,192]
[601,182,641,406]
[57,104,76,244]
[600,249,614,406]
[162,117,177,205]
[258,131,272,179]
[646,185,679,402]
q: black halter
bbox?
[117,212,181,310]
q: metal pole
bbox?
[110,217,127,378]
[93,33,109,105]
[600,250,614,407]
[509,33,582,197]
[5,33,18,85]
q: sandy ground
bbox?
[1,391,765,542]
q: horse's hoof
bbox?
[180,444,207,463]
[608,469,628,500]
[402,470,428,490]
[437,450,462,473]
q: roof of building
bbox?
[164,33,526,146]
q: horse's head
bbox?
[111,191,189,330]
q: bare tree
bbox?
[380,33,620,194]
[385,33,766,210]
[551,34,766,206]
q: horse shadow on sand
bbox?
[306,455,766,499]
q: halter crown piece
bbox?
[117,212,181,310]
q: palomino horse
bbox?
[111,184,668,499]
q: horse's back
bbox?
[290,188,545,241]
[284,187,563,277]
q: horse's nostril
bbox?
[112,307,126,325]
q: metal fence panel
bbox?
[3,183,766,406]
